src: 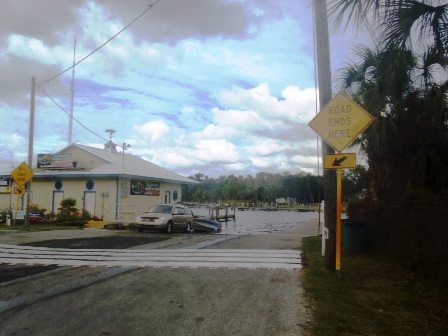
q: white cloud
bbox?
[193,139,240,163]
[212,107,271,131]
[197,124,239,139]
[150,149,196,168]
[0,1,345,177]
[218,84,316,124]
[225,162,247,171]
[250,156,272,168]
[246,140,289,156]
[133,121,171,143]
[291,155,319,165]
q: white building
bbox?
[0,143,198,222]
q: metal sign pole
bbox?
[309,92,374,274]
[336,168,342,272]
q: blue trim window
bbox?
[86,180,94,190]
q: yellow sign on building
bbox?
[11,162,34,188]
[0,186,11,194]
[309,92,374,152]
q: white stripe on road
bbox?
[0,244,302,269]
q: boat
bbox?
[192,216,222,233]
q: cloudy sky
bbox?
[0,0,369,178]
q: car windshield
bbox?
[146,205,173,214]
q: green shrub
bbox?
[401,189,448,207]
[80,208,91,221]
[56,208,75,222]
[346,196,365,220]
[45,212,57,223]
[55,198,90,224]
[60,197,77,210]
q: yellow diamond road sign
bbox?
[11,161,34,188]
[309,92,374,152]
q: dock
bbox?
[202,205,236,222]
[237,205,319,212]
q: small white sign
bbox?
[13,210,25,220]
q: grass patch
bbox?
[0,223,83,232]
[301,236,448,336]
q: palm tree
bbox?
[330,0,448,206]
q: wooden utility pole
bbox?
[312,0,337,270]
[25,77,36,227]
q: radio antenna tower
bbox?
[68,35,76,145]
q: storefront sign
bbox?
[130,180,160,196]
[37,153,74,168]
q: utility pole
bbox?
[313,0,337,270]
[122,143,131,169]
[25,77,36,227]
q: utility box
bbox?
[342,219,368,253]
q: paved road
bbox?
[0,219,318,336]
[0,244,302,269]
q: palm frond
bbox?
[328,0,380,31]
[383,1,448,54]
[418,45,448,86]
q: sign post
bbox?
[336,169,342,271]
[309,92,374,273]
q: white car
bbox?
[135,204,193,233]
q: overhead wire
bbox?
[39,89,109,143]
[35,1,162,147]
[36,0,161,88]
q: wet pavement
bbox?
[21,235,170,249]
[0,264,60,284]
[0,235,171,284]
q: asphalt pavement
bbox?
[0,219,319,336]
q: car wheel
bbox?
[186,222,192,233]
[166,221,173,233]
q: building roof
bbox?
[1,144,198,185]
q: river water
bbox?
[191,207,319,235]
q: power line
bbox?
[38,87,109,143]
[34,1,161,146]
[36,1,161,88]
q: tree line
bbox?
[182,169,367,206]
